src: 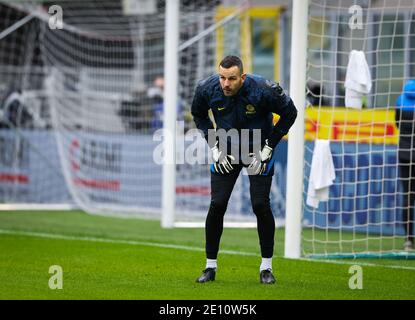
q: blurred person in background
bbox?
[0,88,33,129]
[395,79,415,251]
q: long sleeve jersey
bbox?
[191,74,297,155]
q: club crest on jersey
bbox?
[245,104,256,115]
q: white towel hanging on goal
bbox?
[306,139,336,208]
[344,50,372,109]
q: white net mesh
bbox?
[40,1,165,216]
[304,0,415,257]
[0,2,72,207]
[0,0,288,223]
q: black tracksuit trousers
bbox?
[205,164,275,259]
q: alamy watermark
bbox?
[48,5,63,30]
[48,265,63,289]
[152,122,265,167]
[349,5,363,30]
[348,265,363,290]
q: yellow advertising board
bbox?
[274,107,399,144]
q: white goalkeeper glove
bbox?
[248,139,273,175]
[211,141,235,174]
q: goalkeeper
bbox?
[191,55,297,284]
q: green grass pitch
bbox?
[0,211,414,300]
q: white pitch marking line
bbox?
[0,229,256,256]
[1,229,415,271]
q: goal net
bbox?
[0,1,287,224]
[0,1,73,209]
[303,0,415,258]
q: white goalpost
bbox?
[161,0,179,228]
[284,0,308,259]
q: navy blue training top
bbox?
[191,73,297,153]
